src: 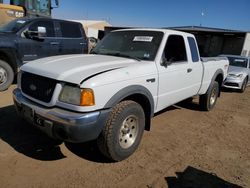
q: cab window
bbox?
[188,37,199,62]
[163,35,187,63]
[59,22,82,38]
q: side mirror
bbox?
[51,0,59,8]
[25,26,46,40]
[160,57,172,67]
[37,26,47,38]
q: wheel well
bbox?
[0,51,16,73]
[215,73,223,97]
[123,94,152,131]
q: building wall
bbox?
[195,34,245,57]
[241,33,250,57]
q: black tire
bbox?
[0,60,14,91]
[199,81,219,111]
[240,77,248,93]
[97,100,145,161]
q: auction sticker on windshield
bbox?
[133,36,153,42]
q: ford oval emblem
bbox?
[29,84,37,91]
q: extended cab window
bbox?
[60,22,82,38]
[164,35,187,63]
[188,37,199,62]
[29,20,55,37]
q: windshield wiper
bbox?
[104,52,141,61]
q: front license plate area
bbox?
[22,104,34,122]
[34,114,45,127]
[34,114,53,136]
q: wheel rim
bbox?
[210,87,217,106]
[119,115,139,149]
[0,66,7,85]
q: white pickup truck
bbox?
[13,29,229,161]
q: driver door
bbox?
[17,20,60,63]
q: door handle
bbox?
[187,68,192,73]
[146,78,156,83]
[50,42,60,45]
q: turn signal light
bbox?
[80,89,95,106]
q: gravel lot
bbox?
[0,85,249,188]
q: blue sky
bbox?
[52,0,250,31]
[3,0,250,31]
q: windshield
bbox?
[92,30,164,61]
[0,19,28,33]
[228,57,248,68]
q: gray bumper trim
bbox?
[13,88,110,143]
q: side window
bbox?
[164,35,187,63]
[29,20,55,37]
[188,37,199,62]
[60,22,82,38]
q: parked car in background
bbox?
[0,17,88,91]
[221,55,250,93]
[88,37,98,52]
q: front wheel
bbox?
[97,100,145,161]
[0,60,14,91]
[240,77,248,93]
[199,81,219,111]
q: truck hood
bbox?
[228,66,247,75]
[0,32,16,37]
[21,54,140,84]
[0,32,16,44]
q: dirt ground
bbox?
[0,85,249,188]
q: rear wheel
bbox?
[240,77,248,93]
[199,81,219,111]
[0,60,14,91]
[97,100,145,161]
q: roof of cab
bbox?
[112,28,195,37]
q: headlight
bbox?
[59,85,95,106]
[228,73,243,78]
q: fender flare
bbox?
[209,69,224,97]
[0,48,19,73]
[211,69,224,84]
[104,85,155,117]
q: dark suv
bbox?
[0,17,88,91]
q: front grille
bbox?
[224,82,239,87]
[21,72,57,103]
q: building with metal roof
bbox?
[105,25,250,57]
[166,26,250,57]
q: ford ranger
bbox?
[13,29,229,161]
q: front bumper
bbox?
[13,88,111,143]
[222,77,244,90]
